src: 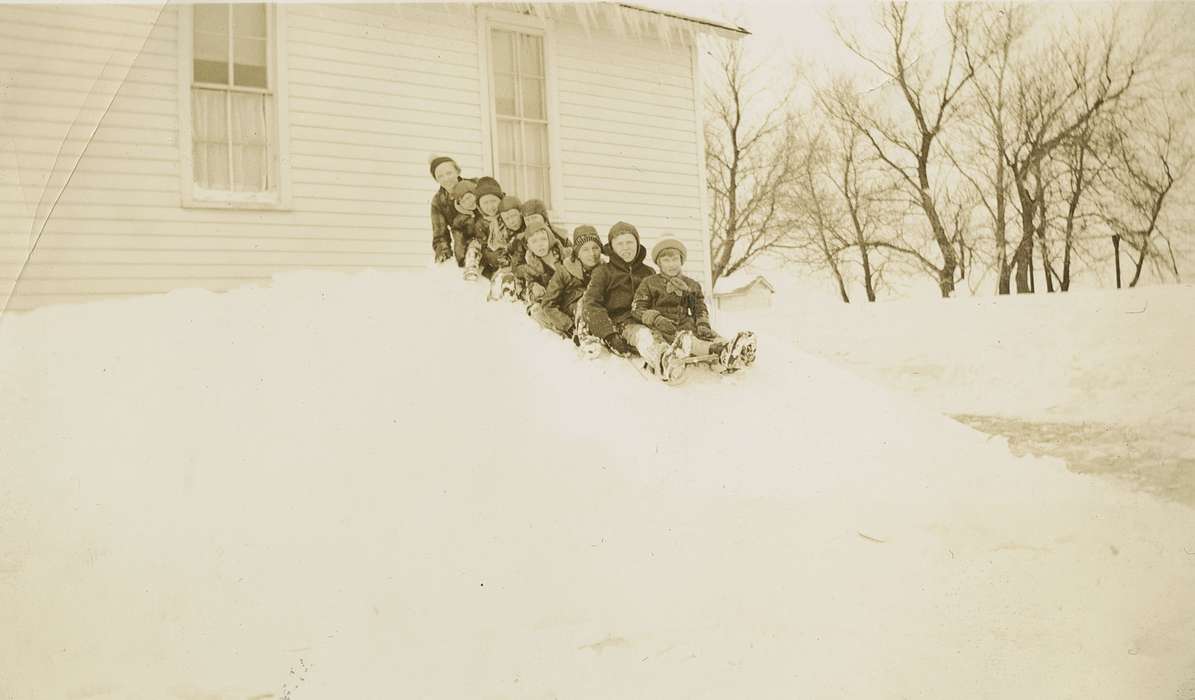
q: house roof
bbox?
[617,3,751,39]
[512,3,749,44]
[714,274,776,297]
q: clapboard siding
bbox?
[1,3,486,311]
[2,3,713,312]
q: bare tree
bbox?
[830,3,979,297]
[954,3,1029,294]
[704,41,798,286]
[784,127,853,303]
[1097,106,1191,286]
[1000,11,1145,293]
[827,119,896,302]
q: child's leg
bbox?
[463,239,483,277]
[531,305,573,337]
[451,229,469,267]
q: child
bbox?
[428,155,470,264]
[631,238,757,376]
[580,221,656,358]
[469,177,507,279]
[448,180,479,268]
[514,219,569,306]
[530,225,604,340]
[509,198,570,266]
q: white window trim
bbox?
[476,7,565,222]
[177,3,292,211]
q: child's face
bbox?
[459,193,476,211]
[611,233,638,263]
[434,162,460,191]
[577,241,601,268]
[523,212,546,229]
[499,209,523,230]
[479,194,501,217]
[657,250,683,276]
[527,231,551,257]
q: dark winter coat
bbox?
[581,245,656,339]
[631,272,712,337]
[542,257,596,318]
[430,177,476,260]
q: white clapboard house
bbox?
[0,2,746,313]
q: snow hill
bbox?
[1,267,1193,699]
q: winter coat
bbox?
[515,241,567,303]
[430,186,454,258]
[631,273,712,337]
[542,257,597,317]
[581,244,656,339]
[430,177,476,258]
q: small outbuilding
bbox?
[713,273,774,312]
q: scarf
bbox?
[488,216,510,251]
[661,273,690,298]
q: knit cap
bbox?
[572,225,601,251]
[474,176,504,202]
[498,195,522,213]
[607,221,640,247]
[428,155,458,178]
[451,180,477,201]
[651,238,687,265]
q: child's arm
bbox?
[581,266,616,339]
[431,198,451,261]
[631,277,661,326]
[540,268,568,311]
[689,278,717,338]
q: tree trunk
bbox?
[917,156,957,298]
[1129,239,1148,287]
[1061,237,1073,291]
[1033,168,1055,293]
[831,263,851,303]
[1113,234,1122,288]
[1012,179,1036,293]
[860,244,876,302]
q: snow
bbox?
[754,282,1195,430]
[1,267,1194,699]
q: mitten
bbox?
[696,323,718,341]
[434,246,452,264]
[652,316,678,335]
[604,333,633,357]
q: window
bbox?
[179,3,289,208]
[490,28,551,207]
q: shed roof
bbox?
[714,274,776,297]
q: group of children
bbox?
[429,155,756,381]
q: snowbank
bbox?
[1,268,1193,699]
[739,281,1195,430]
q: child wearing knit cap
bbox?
[530,225,605,341]
[448,180,479,267]
[580,221,656,358]
[464,176,505,280]
[632,238,757,374]
[509,198,570,265]
[428,155,474,265]
[514,219,570,306]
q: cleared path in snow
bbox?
[2,269,1193,699]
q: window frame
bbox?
[477,8,564,219]
[177,3,291,210]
